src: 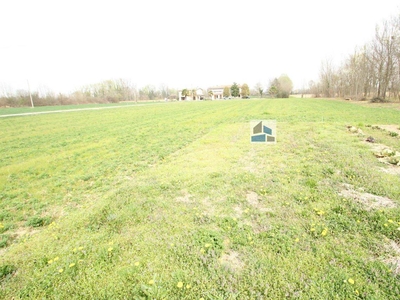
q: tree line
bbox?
[0,80,181,107]
[311,14,400,101]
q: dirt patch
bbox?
[176,191,192,203]
[246,191,259,206]
[363,141,400,166]
[220,251,244,272]
[339,184,396,210]
[374,124,400,136]
[379,166,400,175]
[234,205,243,217]
[384,241,400,275]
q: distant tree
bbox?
[241,83,250,97]
[223,86,230,97]
[181,89,189,99]
[277,74,293,98]
[268,78,280,98]
[230,82,240,97]
[208,90,213,99]
[254,82,264,98]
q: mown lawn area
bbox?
[0,98,399,299]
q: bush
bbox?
[370,97,388,103]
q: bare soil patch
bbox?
[374,124,400,136]
[219,251,244,272]
[384,241,400,275]
[246,191,259,206]
[339,184,397,210]
[176,191,192,203]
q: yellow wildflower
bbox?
[148,280,154,285]
[58,268,63,273]
[69,263,75,268]
[205,243,211,248]
[200,248,205,254]
[321,228,328,236]
[186,284,191,289]
[108,247,113,252]
[48,260,53,264]
[388,219,394,223]
[134,262,140,266]
[54,257,59,261]
[384,223,388,227]
[177,282,183,288]
[348,278,355,284]
[295,238,300,243]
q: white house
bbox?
[208,85,243,100]
[178,88,204,101]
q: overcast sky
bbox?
[1,0,399,94]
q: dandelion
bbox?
[109,241,114,245]
[78,246,84,250]
[177,282,183,288]
[248,236,252,241]
[134,262,140,266]
[58,268,64,273]
[69,263,75,268]
[108,247,113,252]
[0,222,4,229]
[384,223,388,227]
[200,248,205,254]
[54,257,59,261]
[73,248,77,253]
[310,228,315,232]
[148,280,154,285]
[48,260,53,264]
[186,284,191,289]
[205,243,211,248]
[357,220,360,223]
[348,278,355,284]
[355,290,359,295]
[321,228,328,236]
[388,219,394,223]
[295,238,300,243]
[397,227,400,231]
[170,243,174,247]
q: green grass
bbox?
[0,101,162,116]
[0,98,399,299]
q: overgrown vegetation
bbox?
[0,99,399,299]
[310,14,400,100]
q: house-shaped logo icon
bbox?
[250,120,276,143]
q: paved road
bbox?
[0,103,166,118]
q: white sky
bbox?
[0,0,399,94]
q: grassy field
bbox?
[0,98,399,299]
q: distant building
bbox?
[207,85,243,100]
[178,88,204,101]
